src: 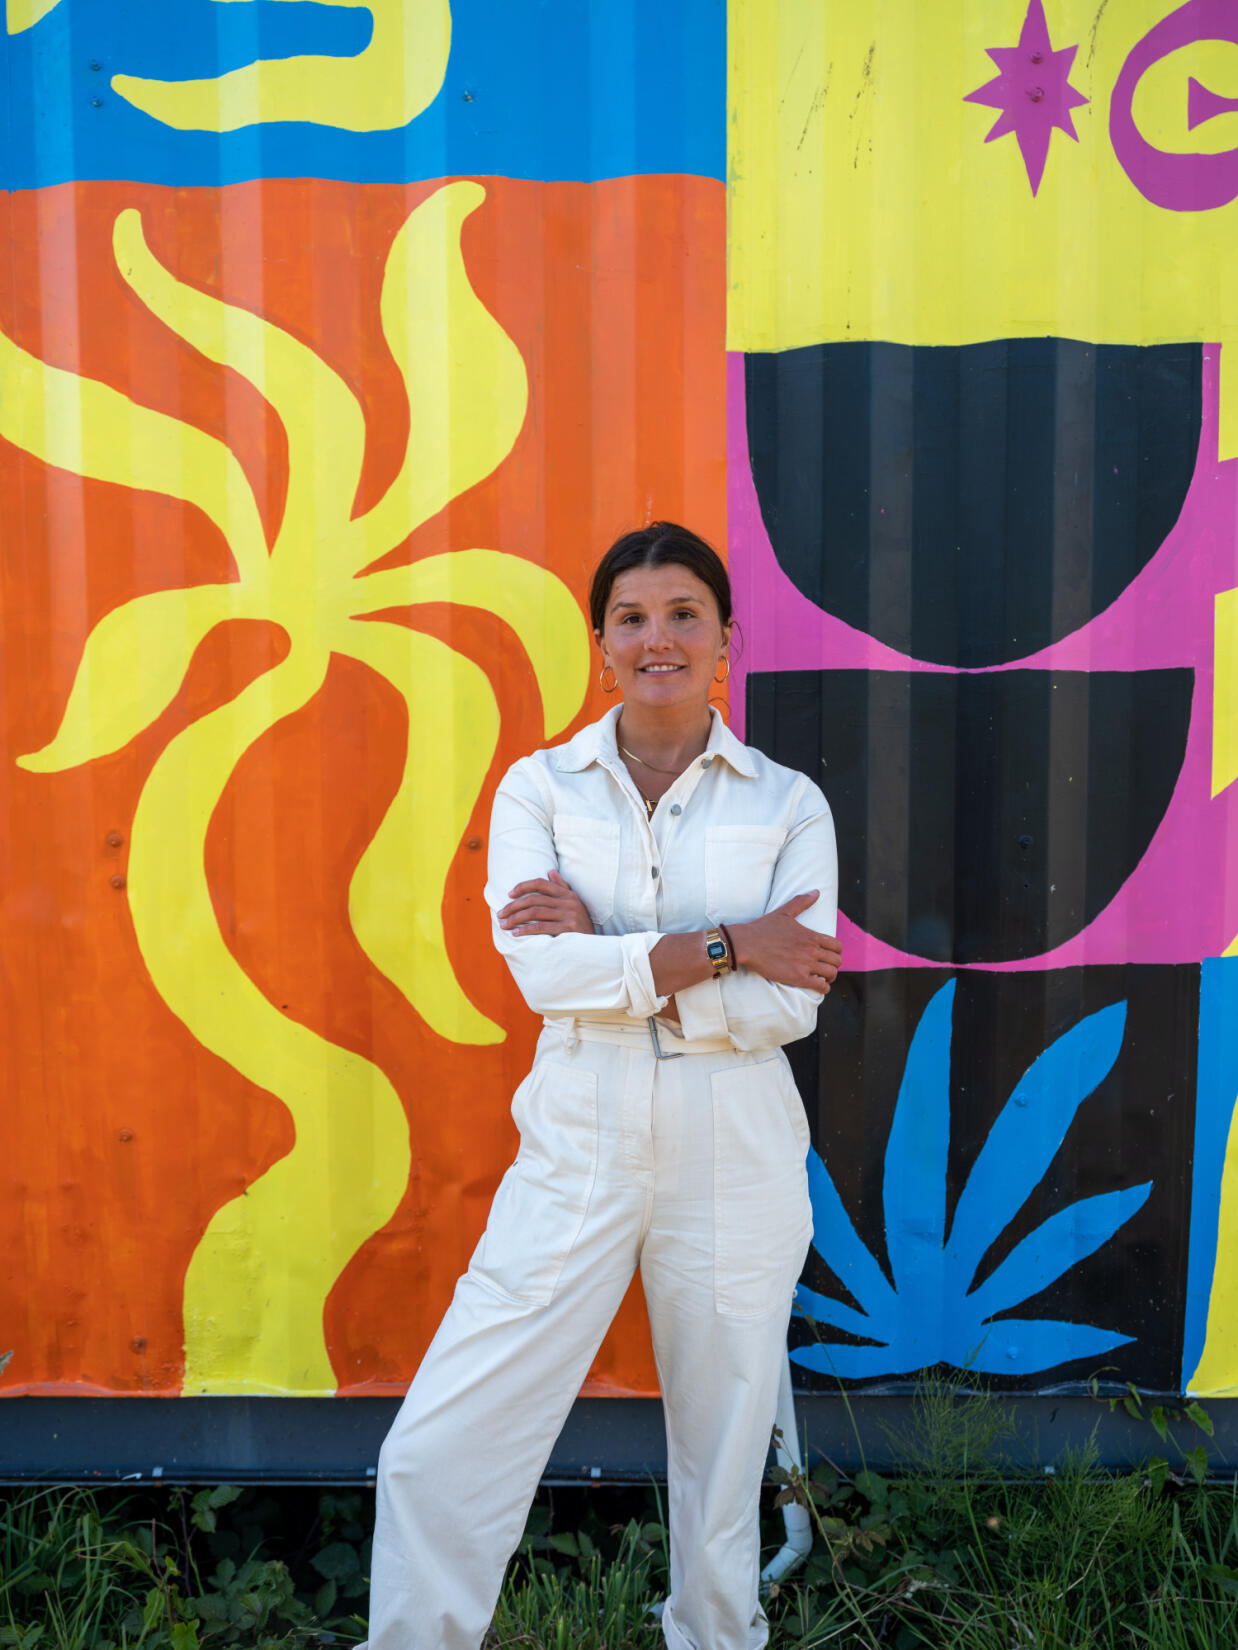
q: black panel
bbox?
[748,668,1193,963]
[745,340,1202,668]
[784,966,1199,1394]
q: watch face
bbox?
[706,939,727,964]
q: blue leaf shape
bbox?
[790,1341,904,1380]
[882,980,954,1296]
[805,1147,897,1319]
[794,1280,887,1339]
[962,1184,1153,1325]
[946,1002,1128,1288]
[960,1317,1135,1376]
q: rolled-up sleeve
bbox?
[673,779,838,1051]
[484,759,668,1020]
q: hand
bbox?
[497,868,595,937]
[728,893,842,994]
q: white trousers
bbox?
[362,1022,814,1650]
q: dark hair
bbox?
[589,522,733,635]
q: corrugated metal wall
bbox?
[2,0,1238,1466]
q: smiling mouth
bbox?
[639,664,684,673]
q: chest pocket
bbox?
[552,814,621,929]
[704,824,787,923]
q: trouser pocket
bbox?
[468,1059,600,1307]
[711,1057,813,1319]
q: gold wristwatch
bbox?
[705,927,732,977]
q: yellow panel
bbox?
[728,0,1238,454]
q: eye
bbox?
[620,612,644,625]
[674,608,699,621]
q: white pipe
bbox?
[760,1351,814,1586]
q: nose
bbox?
[644,616,674,651]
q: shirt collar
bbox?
[550,705,758,778]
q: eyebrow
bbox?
[611,595,704,611]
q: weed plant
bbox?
[4,1382,1238,1649]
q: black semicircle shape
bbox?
[746,668,1195,964]
[745,340,1202,670]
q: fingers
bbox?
[507,876,557,898]
[498,898,572,929]
[778,890,820,918]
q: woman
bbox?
[363,523,841,1650]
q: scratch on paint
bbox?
[850,42,875,168]
[1087,0,1110,69]
[782,39,806,102]
[797,70,830,152]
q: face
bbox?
[596,563,732,710]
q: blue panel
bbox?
[1,0,724,189]
[1183,957,1238,1385]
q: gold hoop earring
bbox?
[599,664,618,694]
[714,656,731,684]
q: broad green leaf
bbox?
[1186,1400,1215,1437]
[17,584,248,772]
[310,1542,360,1581]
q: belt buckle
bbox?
[647,1016,685,1060]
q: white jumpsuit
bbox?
[363,706,839,1650]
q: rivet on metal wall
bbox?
[118,1130,134,1142]
[106,832,124,848]
[110,874,126,890]
[465,836,482,850]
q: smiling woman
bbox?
[361,522,843,1650]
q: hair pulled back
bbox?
[589,522,732,636]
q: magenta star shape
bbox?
[964,0,1088,196]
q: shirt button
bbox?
[651,866,660,878]
[670,803,682,816]
[700,756,713,768]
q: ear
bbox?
[720,618,734,654]
[594,628,610,664]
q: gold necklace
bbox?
[618,739,691,776]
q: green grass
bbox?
[3,1387,1237,1650]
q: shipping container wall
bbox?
[1,0,1236,1428]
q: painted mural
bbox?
[729,0,1238,1396]
[1,0,1236,1417]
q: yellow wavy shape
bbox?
[5,0,58,31]
[0,327,267,585]
[1189,1087,1238,1393]
[112,0,450,134]
[355,549,588,737]
[18,584,255,773]
[354,182,528,565]
[1214,585,1238,799]
[6,182,587,1392]
[128,650,412,1394]
[114,209,368,574]
[345,621,503,1046]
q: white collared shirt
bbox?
[484,707,838,1053]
